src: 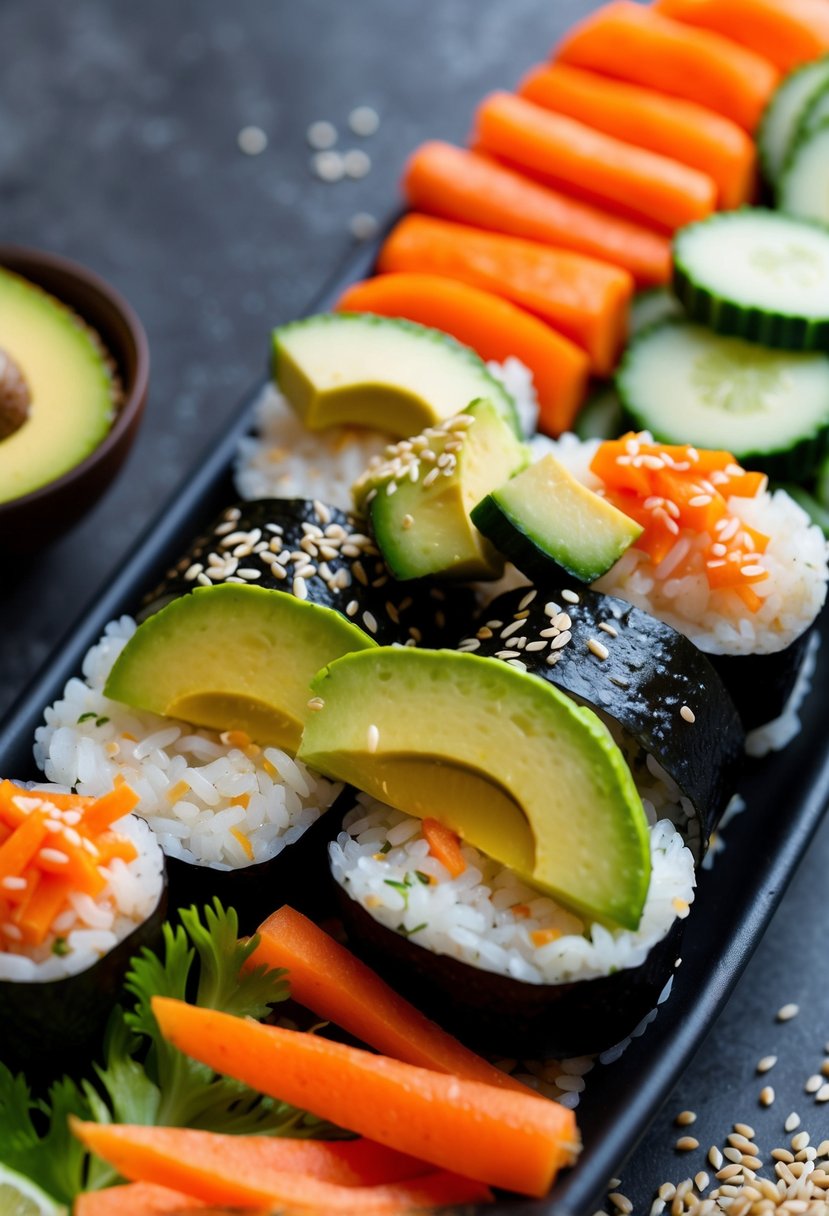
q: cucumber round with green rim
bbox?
[673,210,829,350]
[778,120,829,226]
[0,1166,67,1216]
[815,452,829,510]
[616,320,829,480]
[794,76,829,146]
[757,54,829,185]
[631,287,683,337]
[574,385,625,440]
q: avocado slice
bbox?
[273,313,520,438]
[0,268,117,504]
[105,584,376,751]
[299,648,651,929]
[471,453,643,584]
[353,399,529,581]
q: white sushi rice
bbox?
[331,795,695,987]
[535,432,828,658]
[233,357,540,508]
[33,618,343,871]
[0,803,163,983]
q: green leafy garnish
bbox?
[76,712,97,724]
[0,900,335,1204]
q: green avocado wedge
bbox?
[298,648,651,930]
[104,584,376,751]
[272,312,520,439]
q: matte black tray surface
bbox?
[1,254,828,1216]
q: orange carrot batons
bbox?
[74,1182,210,1216]
[402,141,671,286]
[518,63,756,209]
[377,213,632,375]
[336,273,589,435]
[151,997,580,1198]
[555,0,779,132]
[474,92,717,232]
[248,905,529,1092]
[72,1122,494,1214]
[654,0,829,74]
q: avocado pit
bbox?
[0,347,31,441]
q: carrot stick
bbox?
[336,273,588,435]
[555,0,779,132]
[0,811,47,882]
[377,214,632,375]
[83,784,141,835]
[654,0,829,74]
[74,1182,210,1216]
[474,91,717,232]
[15,874,72,946]
[402,141,671,286]
[151,998,580,1197]
[71,1122,494,1214]
[421,819,466,878]
[518,63,756,210]
[247,906,529,1093]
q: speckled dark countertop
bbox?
[0,3,827,1211]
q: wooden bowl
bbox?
[0,245,149,552]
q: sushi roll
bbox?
[33,616,347,933]
[0,780,165,1076]
[524,432,828,743]
[297,645,741,1057]
[143,498,474,648]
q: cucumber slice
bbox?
[758,55,829,185]
[631,288,683,336]
[617,320,829,479]
[779,121,829,226]
[574,385,625,440]
[797,77,829,143]
[673,210,829,350]
[471,454,642,585]
[815,452,829,509]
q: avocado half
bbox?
[298,647,651,930]
[105,583,376,751]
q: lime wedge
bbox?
[0,1165,67,1216]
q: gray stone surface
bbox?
[0,2,827,1212]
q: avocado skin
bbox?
[142,498,474,648]
[466,585,745,856]
[335,876,683,1058]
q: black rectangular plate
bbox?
[2,237,828,1216]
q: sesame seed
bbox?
[307,120,338,149]
[550,631,572,651]
[648,1200,665,1216]
[816,1084,829,1103]
[401,514,414,530]
[500,619,525,639]
[518,589,537,611]
[2,923,23,941]
[552,612,572,631]
[676,1111,697,1126]
[349,105,380,136]
[1,876,26,891]
[588,638,609,660]
[366,724,380,753]
[806,1075,823,1094]
[495,649,521,660]
[312,149,345,182]
[343,148,371,178]
[307,697,325,712]
[723,1147,743,1164]
[543,601,562,617]
[292,576,308,600]
[757,1056,777,1074]
[349,212,379,241]
[598,622,618,637]
[506,658,528,671]
[695,1171,709,1192]
[608,1193,632,1214]
[237,568,262,580]
[785,1113,801,1132]
[680,705,696,723]
[525,639,548,652]
[561,589,580,604]
[734,1124,756,1140]
[676,1137,699,1152]
[778,1004,800,1022]
[771,1148,793,1163]
[792,1131,809,1150]
[546,653,561,666]
[237,125,268,155]
[362,612,378,635]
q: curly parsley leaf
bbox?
[0,1065,90,1205]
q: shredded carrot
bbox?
[421,819,466,878]
[230,828,254,861]
[512,904,532,919]
[531,928,563,948]
[230,793,250,809]
[165,780,190,805]
[0,782,142,948]
[589,434,770,608]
